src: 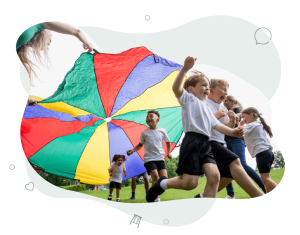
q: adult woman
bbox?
[17,22,93,105]
[224,95,266,198]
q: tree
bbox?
[165,156,180,178]
[38,172,73,186]
[272,150,285,169]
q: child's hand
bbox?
[232,126,244,138]
[239,119,245,126]
[167,153,173,159]
[215,109,226,119]
[228,110,235,121]
[183,56,197,71]
[27,97,37,106]
[126,149,134,156]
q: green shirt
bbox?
[16,23,45,51]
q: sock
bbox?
[200,193,203,198]
[160,179,168,190]
[132,192,135,197]
[116,198,120,200]
[109,194,113,196]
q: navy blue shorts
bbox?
[110,181,121,189]
[176,132,217,176]
[256,149,274,173]
[144,160,166,175]
[210,141,239,179]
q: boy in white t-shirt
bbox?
[126,110,172,202]
[146,56,253,202]
[195,79,264,199]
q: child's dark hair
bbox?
[112,154,126,162]
[147,110,160,118]
[242,107,273,138]
[225,95,244,111]
[183,70,209,91]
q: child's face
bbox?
[146,113,159,127]
[116,158,123,166]
[241,113,254,124]
[209,84,228,104]
[188,77,210,101]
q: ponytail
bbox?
[258,115,273,138]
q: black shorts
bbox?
[210,141,239,179]
[144,160,166,175]
[109,181,121,189]
[176,132,217,176]
[256,149,274,174]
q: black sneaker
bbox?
[129,196,135,200]
[146,176,167,202]
[108,195,112,200]
[194,194,202,198]
[116,199,120,202]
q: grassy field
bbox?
[80,168,285,202]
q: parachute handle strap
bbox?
[153,54,160,63]
[176,141,181,148]
[93,49,100,54]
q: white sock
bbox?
[200,193,203,198]
[116,198,120,200]
[160,179,168,190]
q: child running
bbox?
[146,56,254,202]
[127,110,172,202]
[194,78,264,199]
[240,107,277,193]
[108,154,127,202]
[223,95,266,198]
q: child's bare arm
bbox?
[166,142,172,159]
[225,110,236,128]
[172,56,197,98]
[215,109,226,119]
[126,143,143,156]
[124,170,127,177]
[214,123,244,138]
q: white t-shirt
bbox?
[178,89,220,138]
[205,98,229,144]
[109,163,126,183]
[139,128,171,163]
[243,121,273,158]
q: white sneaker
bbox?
[154,198,161,202]
[225,195,236,199]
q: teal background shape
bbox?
[24,15,282,227]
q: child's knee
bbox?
[151,173,159,182]
[230,158,241,168]
[183,180,198,190]
[207,171,220,185]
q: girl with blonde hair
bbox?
[240,107,277,193]
[223,95,266,198]
[17,22,93,105]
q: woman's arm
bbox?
[42,22,93,52]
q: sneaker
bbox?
[154,198,161,202]
[108,194,112,200]
[225,195,236,199]
[116,198,120,202]
[129,196,135,200]
[194,193,203,198]
[146,176,167,202]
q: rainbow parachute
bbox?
[21,47,183,185]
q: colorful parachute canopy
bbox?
[21,47,183,185]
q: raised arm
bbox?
[225,110,236,128]
[172,56,197,98]
[42,22,93,52]
[126,143,144,156]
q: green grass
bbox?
[79,168,285,202]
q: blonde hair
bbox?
[17,30,51,83]
[242,107,273,138]
[224,95,244,111]
[210,79,229,89]
[183,70,209,91]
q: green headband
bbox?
[16,23,45,52]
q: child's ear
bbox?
[187,86,192,93]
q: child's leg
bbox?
[131,178,137,192]
[201,163,220,197]
[149,169,160,200]
[260,173,277,193]
[166,174,199,190]
[229,159,263,198]
[116,188,121,199]
[158,169,168,178]
[109,188,114,194]
[218,178,232,191]
[144,177,150,192]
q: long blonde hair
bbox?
[242,107,273,138]
[17,30,51,83]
